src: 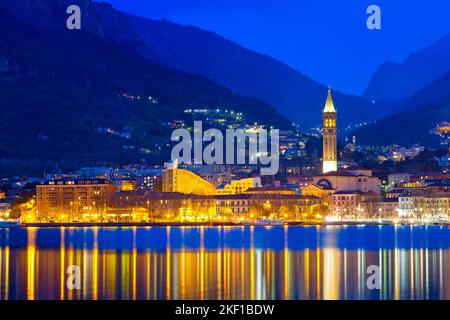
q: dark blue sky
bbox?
[99,0,450,95]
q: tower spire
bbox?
[323,86,336,113]
[322,87,337,173]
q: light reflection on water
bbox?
[0,225,449,300]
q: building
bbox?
[426,181,450,193]
[361,197,399,219]
[102,191,216,223]
[215,177,262,195]
[0,200,12,219]
[162,161,264,196]
[387,173,411,188]
[391,146,424,162]
[245,186,295,195]
[322,88,337,173]
[410,172,450,183]
[301,183,335,205]
[287,175,313,188]
[116,179,136,191]
[330,191,379,218]
[162,161,216,196]
[215,192,322,221]
[199,172,232,187]
[35,179,116,222]
[313,167,380,194]
[136,174,161,191]
[398,191,450,220]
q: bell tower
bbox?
[322,87,337,173]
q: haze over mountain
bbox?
[364,32,450,102]
[94,2,380,128]
[354,71,450,147]
[0,0,291,175]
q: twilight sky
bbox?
[98,0,450,95]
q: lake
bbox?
[0,225,449,300]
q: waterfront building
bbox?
[361,197,399,219]
[301,183,335,205]
[162,162,216,196]
[144,192,216,222]
[398,191,450,220]
[215,192,322,221]
[108,187,323,223]
[245,186,296,195]
[35,179,116,222]
[0,200,12,219]
[322,88,337,173]
[330,191,379,218]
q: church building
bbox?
[302,89,381,213]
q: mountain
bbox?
[93,2,379,128]
[354,71,450,146]
[364,32,450,102]
[0,0,291,175]
[0,0,102,32]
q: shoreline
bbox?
[3,220,448,228]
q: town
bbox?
[0,90,449,226]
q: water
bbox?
[0,225,449,300]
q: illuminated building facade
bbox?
[331,191,379,218]
[109,188,323,223]
[0,201,12,219]
[35,179,116,222]
[301,183,335,205]
[215,177,261,195]
[398,191,450,220]
[136,174,161,191]
[215,193,322,221]
[322,88,337,173]
[361,197,399,219]
[313,167,380,194]
[145,192,216,222]
[287,175,313,188]
[162,167,216,196]
[387,173,411,188]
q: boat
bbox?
[244,218,285,226]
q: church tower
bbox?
[322,87,337,173]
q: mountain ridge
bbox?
[354,71,450,146]
[94,1,381,128]
[364,32,450,102]
[0,0,292,175]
